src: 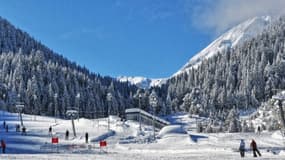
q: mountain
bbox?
[119,16,273,89]
[0,16,138,117]
[125,16,274,88]
[162,15,285,130]
[117,76,166,89]
[173,16,273,76]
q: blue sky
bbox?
[0,0,276,78]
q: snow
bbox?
[173,16,273,77]
[126,108,171,125]
[119,16,275,84]
[272,91,285,100]
[117,76,166,89]
[0,111,284,159]
[272,131,284,139]
[157,125,187,138]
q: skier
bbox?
[22,126,26,135]
[85,132,89,143]
[16,124,20,132]
[3,120,5,128]
[65,130,69,140]
[239,139,245,158]
[250,139,261,157]
[1,139,6,153]
[257,126,261,135]
[5,124,8,132]
[48,126,52,136]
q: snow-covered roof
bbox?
[125,108,170,125]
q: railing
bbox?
[125,108,170,128]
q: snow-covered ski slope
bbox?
[0,111,284,160]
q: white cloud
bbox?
[188,0,285,35]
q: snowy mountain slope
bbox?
[117,76,166,89]
[173,16,273,76]
[0,17,137,118]
[119,16,273,87]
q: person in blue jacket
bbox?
[239,139,245,158]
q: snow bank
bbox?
[157,125,187,138]
[109,115,121,122]
[279,150,285,156]
[90,130,115,142]
[271,131,284,139]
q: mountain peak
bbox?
[173,15,273,77]
[117,76,166,89]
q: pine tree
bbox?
[165,93,173,115]
[226,108,240,133]
[241,120,249,132]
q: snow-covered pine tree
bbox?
[226,108,240,133]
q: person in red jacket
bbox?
[250,139,261,157]
[1,139,6,153]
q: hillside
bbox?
[0,16,138,118]
[173,16,272,76]
[162,15,285,130]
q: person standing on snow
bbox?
[22,126,27,135]
[257,126,261,135]
[65,130,69,140]
[239,139,245,158]
[250,139,261,157]
[48,126,52,136]
[16,124,20,132]
[1,139,6,153]
[85,132,89,143]
[3,120,6,128]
